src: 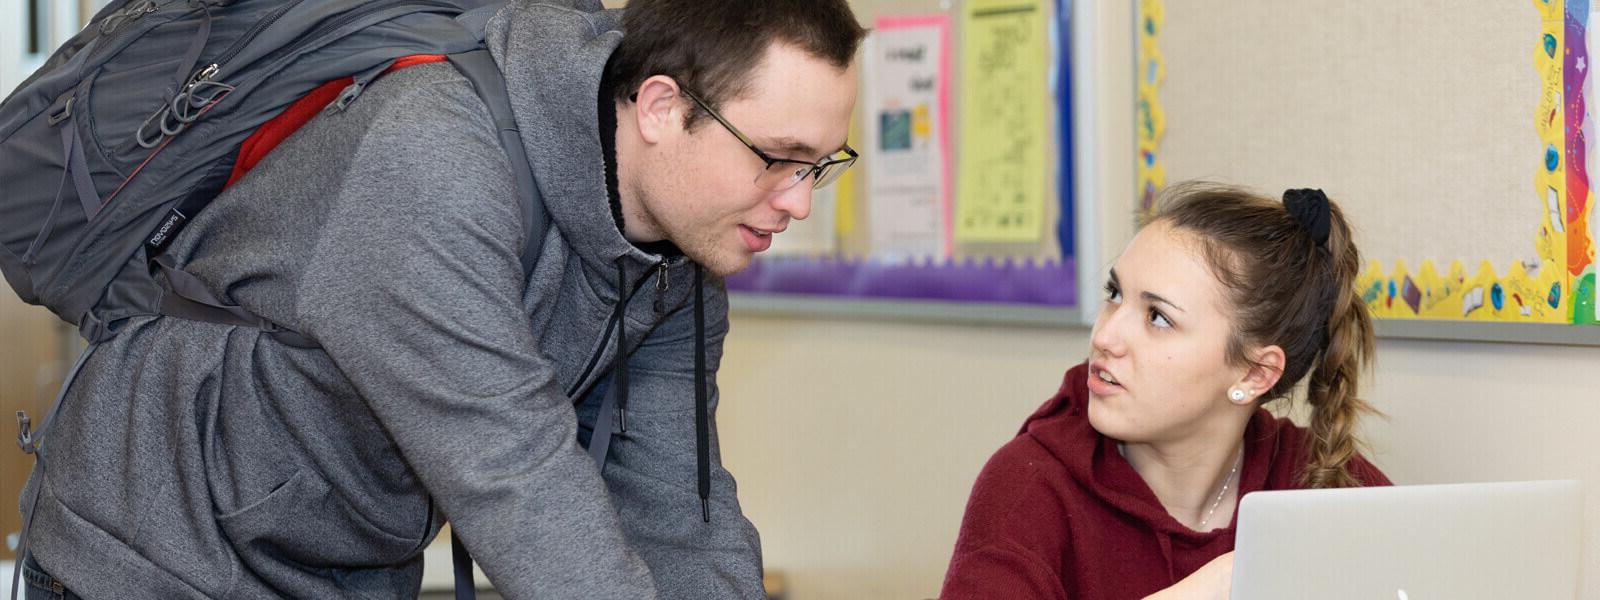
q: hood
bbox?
[1022,363,1308,575]
[483,2,722,526]
[483,1,650,275]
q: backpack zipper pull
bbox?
[16,411,36,455]
[329,60,397,113]
[653,261,670,314]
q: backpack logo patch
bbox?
[146,208,188,252]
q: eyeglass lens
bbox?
[752,154,856,192]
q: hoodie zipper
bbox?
[565,261,672,400]
[652,260,671,314]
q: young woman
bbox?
[941,183,1391,599]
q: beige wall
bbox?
[0,296,68,561]
[718,321,1600,600]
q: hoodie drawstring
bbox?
[1157,532,1177,583]
[587,261,631,471]
[612,264,630,434]
[589,259,710,524]
[694,264,710,523]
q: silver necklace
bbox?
[1197,446,1243,530]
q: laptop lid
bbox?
[1230,480,1583,600]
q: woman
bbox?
[941,183,1391,599]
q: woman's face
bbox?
[1086,221,1250,445]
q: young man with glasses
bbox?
[14,0,863,598]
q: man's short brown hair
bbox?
[606,0,867,129]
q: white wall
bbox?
[0,1,31,93]
[2,1,101,95]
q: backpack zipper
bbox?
[98,0,159,35]
[86,0,193,63]
[210,0,460,79]
[133,0,460,148]
[204,0,307,73]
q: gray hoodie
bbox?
[18,1,764,598]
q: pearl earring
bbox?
[1229,388,1245,401]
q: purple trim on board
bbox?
[725,256,1078,307]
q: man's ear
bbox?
[1235,344,1286,404]
[631,75,684,145]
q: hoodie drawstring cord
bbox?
[694,264,710,523]
[1157,532,1177,583]
[612,263,629,433]
[587,260,631,471]
[592,259,709,524]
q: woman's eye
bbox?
[1104,285,1122,304]
[1149,309,1172,329]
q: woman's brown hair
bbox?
[1152,181,1378,488]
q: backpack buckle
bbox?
[46,96,74,127]
[16,411,36,454]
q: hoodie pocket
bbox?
[215,468,426,569]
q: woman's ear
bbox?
[631,75,684,145]
[1234,345,1286,404]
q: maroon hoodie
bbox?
[940,363,1391,599]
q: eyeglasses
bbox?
[679,87,858,192]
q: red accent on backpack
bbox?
[224,55,449,190]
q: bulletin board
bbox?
[1139,0,1600,345]
[726,0,1090,324]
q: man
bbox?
[16,0,864,597]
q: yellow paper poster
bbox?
[956,0,1048,243]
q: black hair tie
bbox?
[1283,188,1331,247]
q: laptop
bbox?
[1231,480,1584,600]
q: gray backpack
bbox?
[1,0,545,597]
[0,0,545,344]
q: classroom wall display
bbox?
[725,0,1085,316]
[1141,0,1600,333]
[1134,0,1164,222]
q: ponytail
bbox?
[1299,203,1377,489]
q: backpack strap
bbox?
[154,255,317,347]
[448,49,547,280]
[441,46,548,600]
[450,527,477,600]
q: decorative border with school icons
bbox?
[1135,0,1165,223]
[1141,0,1599,326]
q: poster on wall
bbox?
[723,3,1079,313]
[957,0,1049,243]
[866,15,952,260]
